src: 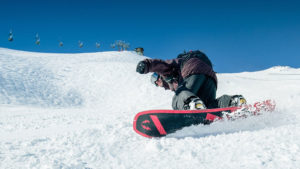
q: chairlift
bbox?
[79,41,83,48]
[8,30,13,42]
[59,41,63,47]
[35,33,40,45]
[96,42,101,48]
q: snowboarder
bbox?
[136,50,246,110]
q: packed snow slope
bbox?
[0,47,299,169]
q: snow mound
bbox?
[0,48,150,108]
[265,65,296,71]
[0,56,83,107]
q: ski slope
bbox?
[0,47,299,169]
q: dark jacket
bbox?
[142,57,218,87]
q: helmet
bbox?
[150,73,160,86]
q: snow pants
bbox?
[172,74,217,110]
[171,74,237,110]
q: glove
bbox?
[136,61,147,74]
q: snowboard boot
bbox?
[229,95,247,107]
[223,95,248,118]
[184,97,207,110]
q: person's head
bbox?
[151,72,162,87]
[150,73,171,90]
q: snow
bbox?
[0,47,300,169]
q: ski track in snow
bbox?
[0,48,299,169]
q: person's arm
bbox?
[136,58,180,76]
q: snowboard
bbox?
[133,100,276,138]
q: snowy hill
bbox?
[0,48,299,169]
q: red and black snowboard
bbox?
[133,100,276,138]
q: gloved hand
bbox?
[136,61,147,74]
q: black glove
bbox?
[136,61,147,74]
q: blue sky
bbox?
[1,0,300,72]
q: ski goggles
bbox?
[150,73,160,86]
